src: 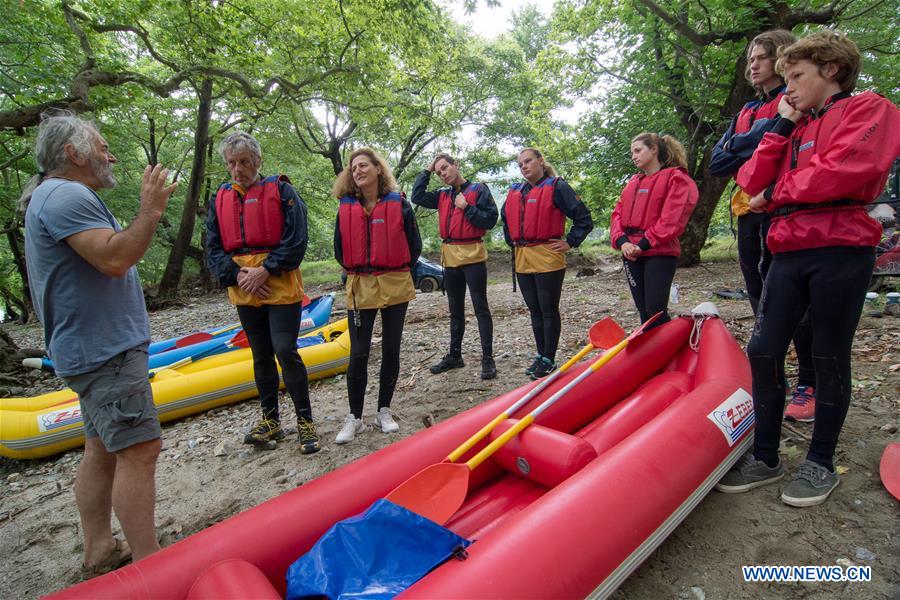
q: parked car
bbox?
[340,256,444,293]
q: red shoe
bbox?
[785,386,815,422]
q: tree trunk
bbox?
[158,79,213,297]
[198,140,215,290]
[679,152,731,266]
[679,55,756,266]
[5,223,34,323]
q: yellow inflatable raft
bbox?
[0,319,350,460]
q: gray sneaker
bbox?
[781,459,840,507]
[715,452,784,493]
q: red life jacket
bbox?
[734,90,784,136]
[504,177,565,245]
[611,167,697,257]
[214,175,285,253]
[338,192,411,273]
[438,183,486,244]
[764,91,891,254]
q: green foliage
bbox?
[300,259,342,287]
[0,0,896,315]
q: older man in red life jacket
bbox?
[716,31,900,507]
[412,153,499,380]
[206,131,319,454]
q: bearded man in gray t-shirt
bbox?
[22,112,177,579]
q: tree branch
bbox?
[636,0,747,45]
[0,149,28,171]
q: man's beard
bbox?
[90,155,117,188]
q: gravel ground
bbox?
[1,257,897,599]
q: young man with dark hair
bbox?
[710,30,818,422]
[717,31,900,507]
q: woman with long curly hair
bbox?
[332,148,422,444]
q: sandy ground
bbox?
[1,258,897,599]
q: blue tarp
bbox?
[286,499,471,600]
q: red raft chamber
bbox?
[49,310,753,599]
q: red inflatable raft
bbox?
[49,308,753,599]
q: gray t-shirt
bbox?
[25,179,150,377]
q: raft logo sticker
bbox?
[708,388,754,446]
[38,407,83,432]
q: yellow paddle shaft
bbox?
[466,414,536,470]
[446,341,595,463]
[465,336,632,471]
[589,338,629,372]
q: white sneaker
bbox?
[375,407,400,434]
[335,414,364,444]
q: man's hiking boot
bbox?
[243,419,285,444]
[530,356,556,380]
[781,459,839,507]
[715,452,784,493]
[430,353,465,374]
[297,417,320,455]
[785,386,816,422]
[480,355,497,380]
[525,355,542,376]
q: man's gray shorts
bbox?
[64,344,161,453]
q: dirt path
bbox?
[1,259,897,598]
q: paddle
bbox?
[446,317,626,463]
[172,322,243,349]
[167,295,313,349]
[386,312,663,524]
[149,330,250,378]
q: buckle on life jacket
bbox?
[233,246,277,256]
[772,199,866,218]
[442,237,483,244]
[513,238,551,247]
[346,265,410,275]
[623,227,646,235]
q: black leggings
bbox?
[747,248,874,471]
[347,302,408,419]
[236,302,311,422]
[738,212,815,387]
[444,261,493,357]
[622,255,676,327]
[516,269,565,362]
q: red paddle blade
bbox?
[589,317,626,349]
[880,443,900,501]
[385,462,470,525]
[302,294,311,307]
[174,331,214,348]
[627,311,664,341]
[229,330,250,347]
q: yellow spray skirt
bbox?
[0,319,349,460]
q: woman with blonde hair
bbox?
[332,148,422,444]
[610,133,698,328]
[501,147,594,380]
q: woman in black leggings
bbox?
[412,152,498,379]
[610,133,698,327]
[501,147,593,380]
[333,148,422,445]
